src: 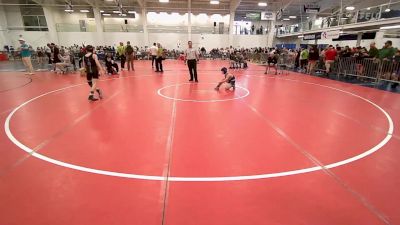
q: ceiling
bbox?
[0,0,391,22]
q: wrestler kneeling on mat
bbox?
[215,67,236,91]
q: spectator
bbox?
[155,43,164,73]
[125,41,134,71]
[105,52,119,75]
[37,47,45,66]
[324,45,337,74]
[117,42,126,70]
[379,40,397,60]
[307,45,319,74]
[341,46,352,57]
[45,43,52,64]
[300,47,309,72]
[367,42,379,58]
[149,43,158,68]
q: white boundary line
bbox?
[4,76,394,182]
[157,83,250,103]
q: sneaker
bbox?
[96,89,103,99]
[88,95,98,101]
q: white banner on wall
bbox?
[261,11,275,21]
[321,30,340,40]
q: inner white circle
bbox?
[4,76,394,182]
[157,82,250,102]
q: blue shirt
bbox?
[20,43,31,57]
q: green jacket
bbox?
[378,47,397,60]
[368,47,379,58]
[300,49,309,60]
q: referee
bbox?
[185,41,199,82]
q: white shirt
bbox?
[185,48,198,60]
[150,46,158,56]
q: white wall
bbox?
[147,12,230,27]
[52,9,90,24]
[104,17,142,25]
[4,6,23,28]
[192,34,229,49]
[6,31,51,48]
[233,35,267,48]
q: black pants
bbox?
[46,53,51,64]
[151,55,157,67]
[156,57,163,72]
[120,55,126,69]
[187,59,198,81]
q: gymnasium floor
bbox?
[0,60,399,225]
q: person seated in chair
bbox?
[105,52,119,75]
[55,50,71,74]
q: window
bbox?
[22,16,48,31]
[20,5,48,31]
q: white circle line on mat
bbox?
[157,82,250,102]
[4,76,394,182]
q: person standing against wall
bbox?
[18,38,34,75]
[125,41,134,71]
[149,43,158,68]
[185,41,199,82]
[155,43,164,73]
[117,42,126,70]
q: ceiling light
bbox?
[340,17,348,20]
[289,16,297,19]
[100,10,104,13]
[103,13,111,16]
[306,16,309,19]
[121,14,127,16]
[105,0,113,1]
[380,25,400,30]
[210,0,220,4]
[159,0,169,2]
[385,8,391,12]
[113,11,121,13]
[258,2,267,7]
[64,9,74,12]
[80,9,90,13]
[339,31,344,33]
[298,35,304,38]
[345,6,355,11]
[128,11,136,14]
[367,7,371,10]
[283,18,290,21]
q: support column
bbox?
[42,7,60,44]
[295,37,301,49]
[228,10,235,48]
[93,7,104,45]
[309,14,317,30]
[142,7,149,47]
[188,0,192,41]
[375,31,384,47]
[0,6,9,48]
[356,32,362,47]
[266,19,276,48]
